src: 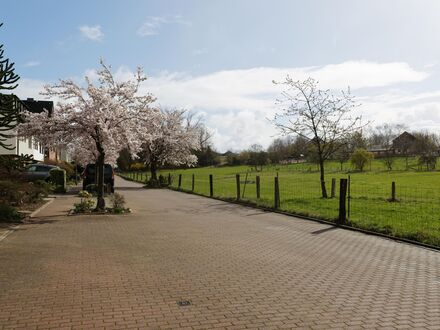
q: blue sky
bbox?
[3,0,440,151]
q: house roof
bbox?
[21,98,53,116]
[392,131,416,143]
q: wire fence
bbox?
[119,171,440,248]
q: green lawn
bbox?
[120,157,440,247]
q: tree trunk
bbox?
[150,161,158,181]
[319,157,328,198]
[95,145,106,211]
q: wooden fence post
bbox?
[331,178,336,198]
[274,177,280,209]
[236,174,241,201]
[338,178,348,224]
[209,175,213,197]
[347,175,351,219]
[178,174,182,189]
[192,174,195,192]
[390,181,396,202]
[256,176,260,199]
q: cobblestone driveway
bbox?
[1,177,440,329]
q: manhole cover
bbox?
[177,300,191,306]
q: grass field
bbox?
[120,157,440,247]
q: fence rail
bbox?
[119,171,440,248]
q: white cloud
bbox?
[137,15,191,37]
[79,25,103,41]
[311,61,427,89]
[14,78,47,99]
[23,61,40,68]
[15,60,436,152]
[139,60,430,151]
[192,48,208,56]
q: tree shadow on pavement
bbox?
[310,226,338,235]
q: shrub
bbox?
[418,154,437,171]
[49,168,66,190]
[0,180,49,206]
[34,180,53,192]
[130,162,146,171]
[78,190,92,198]
[0,204,24,222]
[0,181,25,205]
[27,182,50,203]
[350,148,374,171]
[111,192,125,209]
[0,154,35,179]
[145,175,169,188]
[73,198,95,213]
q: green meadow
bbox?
[120,157,440,247]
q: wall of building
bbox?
[0,130,45,161]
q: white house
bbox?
[0,97,52,162]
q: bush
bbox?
[34,179,53,192]
[350,148,374,171]
[0,180,50,206]
[418,154,437,171]
[111,192,125,209]
[49,168,66,190]
[0,204,24,222]
[78,190,92,198]
[73,198,95,213]
[145,175,169,188]
[130,162,146,171]
[0,154,35,179]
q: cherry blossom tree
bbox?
[20,60,156,210]
[139,108,199,184]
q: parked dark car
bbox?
[82,163,115,193]
[23,164,59,182]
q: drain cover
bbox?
[177,300,191,306]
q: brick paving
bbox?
[1,177,440,329]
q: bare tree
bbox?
[273,77,363,198]
[186,114,219,166]
[413,131,439,171]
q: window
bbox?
[28,137,32,149]
[36,166,50,172]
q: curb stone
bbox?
[30,198,55,218]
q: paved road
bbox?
[1,177,440,329]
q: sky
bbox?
[2,0,440,152]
